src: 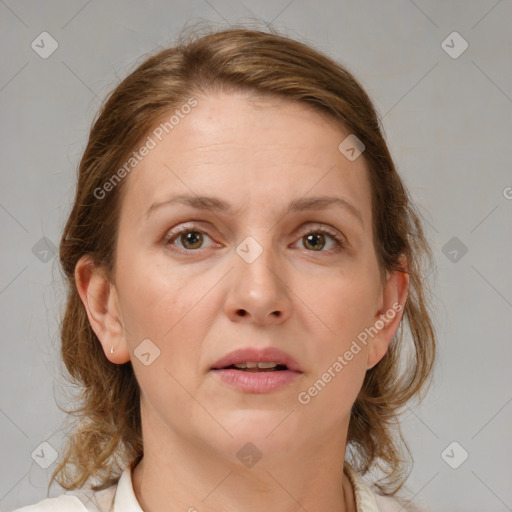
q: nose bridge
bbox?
[226,231,290,323]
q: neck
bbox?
[131,403,356,512]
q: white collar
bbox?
[344,463,381,512]
[110,463,143,512]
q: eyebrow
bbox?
[146,194,364,227]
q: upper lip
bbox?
[211,347,303,372]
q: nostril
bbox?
[237,309,247,316]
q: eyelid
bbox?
[296,222,345,240]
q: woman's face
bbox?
[82,91,407,464]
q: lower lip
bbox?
[210,369,302,393]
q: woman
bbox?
[14,26,436,512]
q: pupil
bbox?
[182,231,202,249]
[305,233,325,251]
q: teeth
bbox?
[233,362,278,369]
[257,362,278,369]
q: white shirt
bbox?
[12,463,406,512]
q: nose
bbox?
[224,239,292,326]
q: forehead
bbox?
[120,91,372,225]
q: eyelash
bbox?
[163,223,346,255]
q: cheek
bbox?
[308,272,379,338]
[116,258,223,370]
[300,270,378,394]
[297,346,367,430]
[115,254,191,333]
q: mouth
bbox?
[212,362,290,373]
[209,347,303,393]
[210,362,302,393]
[210,347,303,374]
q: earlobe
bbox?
[74,255,131,364]
[366,256,409,369]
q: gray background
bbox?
[1,1,511,511]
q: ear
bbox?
[74,255,131,364]
[366,254,409,369]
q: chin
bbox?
[200,409,304,455]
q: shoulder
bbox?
[11,482,117,512]
[374,493,431,512]
[374,494,430,512]
[344,462,429,512]
[11,494,87,512]
[373,493,406,512]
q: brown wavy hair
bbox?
[51,23,437,498]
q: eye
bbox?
[164,224,216,253]
[163,222,346,255]
[294,225,346,253]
